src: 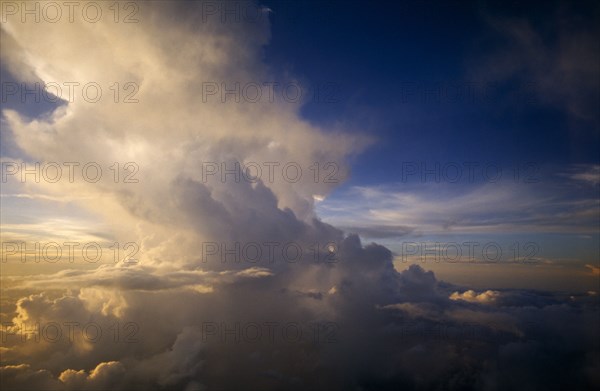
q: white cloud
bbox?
[317,178,600,236]
[449,289,501,304]
[1,1,370,268]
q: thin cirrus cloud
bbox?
[317,173,600,236]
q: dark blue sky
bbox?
[264,0,599,186]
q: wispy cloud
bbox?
[318,168,599,236]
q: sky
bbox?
[0,1,599,390]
